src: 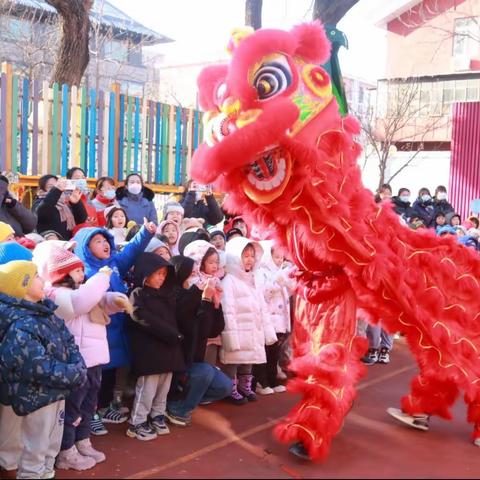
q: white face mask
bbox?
[127,183,142,195]
[437,192,447,201]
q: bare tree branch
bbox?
[313,0,360,25]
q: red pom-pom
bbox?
[291,22,331,64]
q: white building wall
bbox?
[360,150,451,196]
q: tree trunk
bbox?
[46,0,93,86]
[313,0,360,25]
[245,0,262,30]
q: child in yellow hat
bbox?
[0,260,87,479]
[0,222,15,243]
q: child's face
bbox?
[145,266,168,289]
[89,234,111,260]
[111,211,126,228]
[241,246,256,272]
[162,224,178,245]
[451,216,461,226]
[154,247,171,261]
[211,234,225,251]
[436,216,446,226]
[166,211,183,224]
[26,274,45,302]
[233,220,247,236]
[203,252,219,275]
[271,247,285,268]
[69,267,85,286]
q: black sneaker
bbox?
[288,442,311,461]
[377,347,390,364]
[90,412,108,436]
[165,410,192,427]
[126,422,157,441]
[150,415,170,435]
[99,407,128,424]
[361,355,376,365]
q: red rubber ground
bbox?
[56,339,480,479]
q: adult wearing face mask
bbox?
[35,176,88,240]
[391,188,415,221]
[180,180,223,228]
[412,187,436,228]
[433,185,455,217]
[91,176,118,227]
[66,167,99,232]
[116,173,158,225]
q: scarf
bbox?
[57,194,77,232]
[188,269,223,308]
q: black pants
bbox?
[98,368,116,409]
[253,334,284,388]
[61,366,102,450]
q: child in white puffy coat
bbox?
[40,246,131,471]
[253,241,296,394]
[220,237,277,405]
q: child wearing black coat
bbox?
[126,253,184,441]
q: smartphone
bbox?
[65,179,76,192]
[191,181,211,192]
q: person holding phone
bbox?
[36,176,88,240]
[180,180,223,228]
[0,175,37,237]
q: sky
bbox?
[109,0,390,82]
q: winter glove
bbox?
[89,304,111,325]
[113,294,134,316]
[99,266,113,277]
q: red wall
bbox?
[449,102,480,218]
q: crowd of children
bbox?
[0,196,297,478]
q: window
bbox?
[103,40,128,63]
[455,79,468,101]
[0,17,31,42]
[128,43,143,67]
[122,81,144,96]
[467,78,480,101]
[453,17,479,71]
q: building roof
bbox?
[10,0,172,44]
[374,0,422,28]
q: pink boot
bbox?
[227,379,248,405]
[76,438,106,463]
[238,374,257,402]
[55,445,96,471]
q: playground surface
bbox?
[56,339,480,479]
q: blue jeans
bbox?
[167,362,232,418]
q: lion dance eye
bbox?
[253,61,292,100]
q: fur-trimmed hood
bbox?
[115,185,155,202]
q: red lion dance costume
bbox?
[191,22,480,460]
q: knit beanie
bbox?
[145,237,170,254]
[0,242,33,265]
[46,246,84,284]
[163,201,184,219]
[207,225,225,239]
[0,222,15,242]
[0,260,37,299]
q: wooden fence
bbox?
[0,63,203,191]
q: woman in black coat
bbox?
[165,256,231,426]
[35,175,88,240]
[180,180,223,227]
[128,253,185,377]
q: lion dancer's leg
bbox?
[464,386,480,447]
[388,374,460,431]
[274,273,367,460]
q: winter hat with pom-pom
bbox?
[45,246,84,285]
